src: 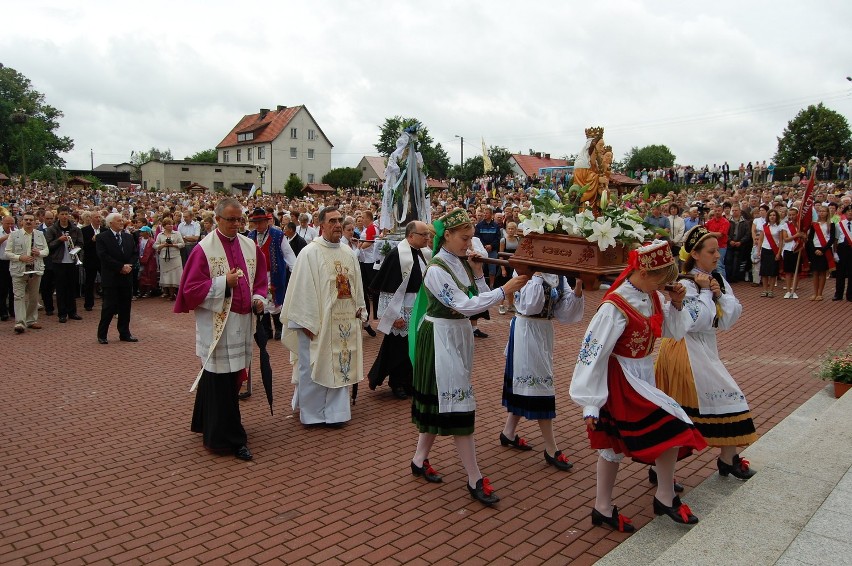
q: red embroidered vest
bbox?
[604,292,662,359]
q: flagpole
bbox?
[791,166,818,295]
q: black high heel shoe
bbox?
[717,454,756,480]
[648,466,685,493]
[364,325,377,337]
[653,495,698,524]
[590,506,635,532]
[499,432,532,451]
[411,459,442,483]
[467,478,499,506]
[544,450,573,471]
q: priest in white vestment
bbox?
[281,207,366,425]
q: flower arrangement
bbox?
[518,184,658,251]
[815,345,852,384]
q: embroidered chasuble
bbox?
[175,230,268,379]
[282,237,366,388]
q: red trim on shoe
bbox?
[481,477,494,496]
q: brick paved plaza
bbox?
[1,280,846,565]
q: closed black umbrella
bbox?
[253,313,274,415]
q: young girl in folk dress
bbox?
[409,209,528,506]
[570,241,707,532]
[655,226,758,483]
[500,273,584,472]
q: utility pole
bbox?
[90,149,94,171]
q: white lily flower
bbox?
[520,214,546,234]
[560,216,579,235]
[586,217,622,251]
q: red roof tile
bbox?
[510,154,569,177]
[427,178,448,189]
[217,106,333,149]
[303,183,335,193]
[610,172,642,186]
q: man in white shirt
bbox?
[178,211,201,264]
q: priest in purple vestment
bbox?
[175,198,268,461]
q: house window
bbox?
[214,181,224,190]
[245,170,252,174]
[222,150,229,163]
[237,132,254,142]
[307,149,315,160]
[308,173,315,183]
[156,180,161,190]
[247,148,252,161]
[180,180,190,189]
[236,149,241,162]
[181,167,189,172]
[215,168,222,173]
[290,147,297,158]
[258,147,265,159]
[308,129,316,141]
[290,128,297,139]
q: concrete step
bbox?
[597,384,851,566]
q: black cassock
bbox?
[366,244,425,394]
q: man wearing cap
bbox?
[281,207,366,426]
[248,207,290,341]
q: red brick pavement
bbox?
[0,281,846,565]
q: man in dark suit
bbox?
[284,222,308,256]
[81,211,102,311]
[95,212,138,344]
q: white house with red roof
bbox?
[508,152,570,179]
[356,156,387,183]
[217,105,333,193]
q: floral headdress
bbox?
[432,209,471,254]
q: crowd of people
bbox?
[1,166,850,527]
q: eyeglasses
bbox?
[217,216,242,223]
[412,232,429,237]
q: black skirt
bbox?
[191,370,247,451]
[759,248,778,277]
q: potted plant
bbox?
[815,345,852,398]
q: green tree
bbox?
[774,103,852,166]
[623,144,676,171]
[448,145,514,184]
[0,64,74,177]
[322,167,361,189]
[184,148,218,162]
[374,116,450,179]
[130,147,173,180]
[283,173,303,198]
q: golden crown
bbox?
[585,126,604,140]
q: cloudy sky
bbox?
[3,0,851,173]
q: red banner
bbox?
[798,168,817,235]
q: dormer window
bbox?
[237,132,254,142]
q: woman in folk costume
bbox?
[137,226,158,297]
[409,209,529,506]
[656,226,757,486]
[570,241,707,532]
[805,205,837,301]
[499,272,584,472]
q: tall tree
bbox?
[0,64,74,176]
[322,167,362,189]
[447,145,514,184]
[130,147,173,180]
[374,116,450,179]
[774,103,852,166]
[184,148,218,162]
[622,144,676,171]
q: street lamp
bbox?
[10,108,28,188]
[454,135,464,166]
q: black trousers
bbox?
[359,261,378,319]
[83,265,99,309]
[191,370,247,451]
[835,245,852,300]
[39,266,54,314]
[98,285,132,339]
[53,263,78,317]
[0,259,13,318]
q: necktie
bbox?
[115,232,122,251]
